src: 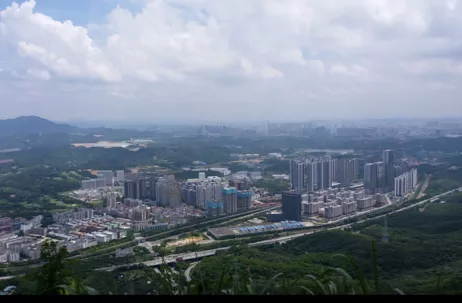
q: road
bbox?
[185,262,199,282]
[385,194,392,205]
[417,175,431,199]
[73,205,279,261]
[2,205,279,272]
[94,186,462,272]
[0,275,16,281]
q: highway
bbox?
[94,186,462,272]
[73,205,279,261]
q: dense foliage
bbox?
[194,193,462,294]
[0,166,90,218]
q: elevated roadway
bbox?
[94,187,462,273]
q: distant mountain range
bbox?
[0,116,78,137]
[0,116,159,142]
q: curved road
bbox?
[185,262,199,282]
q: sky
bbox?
[1,0,462,123]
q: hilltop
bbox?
[0,116,77,137]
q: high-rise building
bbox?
[336,158,356,186]
[115,170,125,182]
[383,150,395,193]
[237,191,252,212]
[187,189,197,205]
[305,161,317,192]
[354,158,366,180]
[148,178,157,200]
[364,162,382,195]
[394,168,418,197]
[137,178,149,199]
[334,158,358,186]
[289,159,305,191]
[196,182,222,210]
[155,177,182,208]
[329,159,337,185]
[335,158,347,185]
[106,193,117,209]
[199,172,206,181]
[207,201,224,217]
[222,187,238,214]
[316,161,323,190]
[97,170,114,186]
[155,177,182,207]
[124,180,138,199]
[321,160,332,190]
[282,191,302,221]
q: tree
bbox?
[36,240,71,295]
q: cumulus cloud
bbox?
[1,0,462,121]
[26,68,51,80]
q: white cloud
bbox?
[26,68,51,80]
[1,0,120,82]
[1,0,462,121]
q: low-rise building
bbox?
[92,232,110,243]
[325,204,343,219]
[117,229,128,239]
[357,197,374,210]
[82,238,98,249]
[342,201,357,215]
[0,250,8,263]
[7,251,20,263]
[115,247,134,258]
[102,231,117,241]
[303,201,323,216]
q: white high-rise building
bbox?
[305,161,317,192]
[411,168,418,188]
[290,159,305,191]
[394,168,418,197]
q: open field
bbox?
[167,237,207,247]
[72,141,131,148]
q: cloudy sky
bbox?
[0,0,461,123]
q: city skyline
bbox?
[1,0,462,122]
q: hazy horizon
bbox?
[5,114,462,129]
[1,0,462,121]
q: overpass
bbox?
[94,187,462,272]
[94,235,313,272]
[94,248,230,272]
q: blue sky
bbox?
[0,0,143,25]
